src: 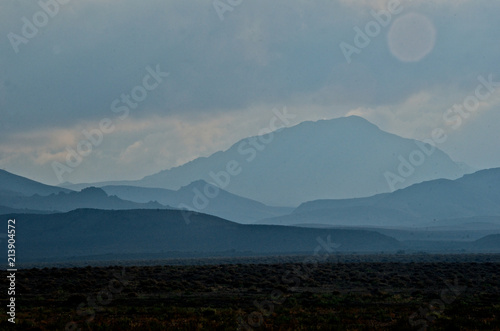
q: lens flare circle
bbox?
[387,13,436,62]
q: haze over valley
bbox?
[2,117,499,261]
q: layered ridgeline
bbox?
[0,186,167,212]
[0,169,71,196]
[101,181,292,224]
[0,169,167,213]
[0,169,290,223]
[258,168,500,228]
[11,209,403,262]
[73,116,467,206]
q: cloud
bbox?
[1,0,500,184]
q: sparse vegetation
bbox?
[2,255,499,330]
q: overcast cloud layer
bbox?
[0,0,499,185]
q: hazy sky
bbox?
[1,0,499,185]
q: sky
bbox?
[0,0,499,185]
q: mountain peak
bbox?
[294,115,378,130]
[79,187,108,197]
[274,116,383,145]
[115,116,466,206]
[338,115,373,123]
[179,180,212,191]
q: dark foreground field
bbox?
[2,255,499,330]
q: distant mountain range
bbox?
[1,166,499,263]
[1,116,498,263]
[0,169,71,196]
[258,168,500,227]
[63,116,469,206]
[11,209,403,262]
[1,164,498,231]
[0,169,290,223]
[0,186,166,213]
[9,208,500,263]
[100,181,292,224]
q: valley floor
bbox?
[2,254,500,330]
